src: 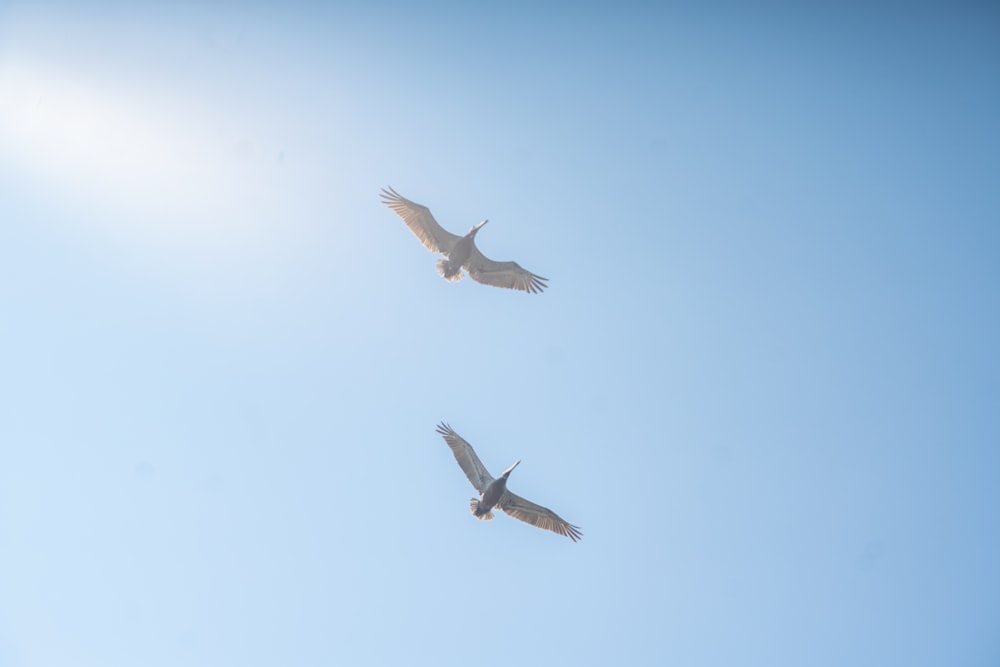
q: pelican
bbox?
[380,187,548,293]
[436,422,582,541]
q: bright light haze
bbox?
[2,3,998,666]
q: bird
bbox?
[436,422,582,541]
[380,187,548,293]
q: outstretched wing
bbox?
[499,490,582,542]
[466,246,548,294]
[380,187,463,256]
[436,422,495,493]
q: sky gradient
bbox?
[1,2,999,666]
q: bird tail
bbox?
[437,259,463,282]
[470,498,494,520]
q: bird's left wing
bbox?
[436,422,495,493]
[380,187,463,255]
[498,491,582,541]
[466,246,548,294]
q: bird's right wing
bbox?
[380,187,463,256]
[498,491,582,542]
[436,422,495,493]
[466,246,549,294]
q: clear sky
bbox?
[1,2,998,666]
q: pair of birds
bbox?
[381,187,581,542]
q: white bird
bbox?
[380,187,548,293]
[437,422,582,541]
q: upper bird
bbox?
[380,187,548,293]
[436,422,582,542]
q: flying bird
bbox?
[380,187,548,293]
[436,422,582,541]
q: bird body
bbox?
[436,423,582,541]
[471,459,519,519]
[380,187,548,293]
[437,220,487,282]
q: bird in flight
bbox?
[436,422,582,541]
[380,187,548,293]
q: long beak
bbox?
[501,459,521,477]
[472,219,488,233]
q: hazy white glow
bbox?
[0,58,284,259]
[1,63,224,215]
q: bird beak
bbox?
[472,219,488,232]
[502,459,521,477]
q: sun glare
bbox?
[0,58,280,257]
[0,54,330,299]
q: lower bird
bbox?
[436,422,582,542]
[380,187,548,293]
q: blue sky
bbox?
[1,2,998,665]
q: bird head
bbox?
[469,219,488,236]
[501,459,521,478]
